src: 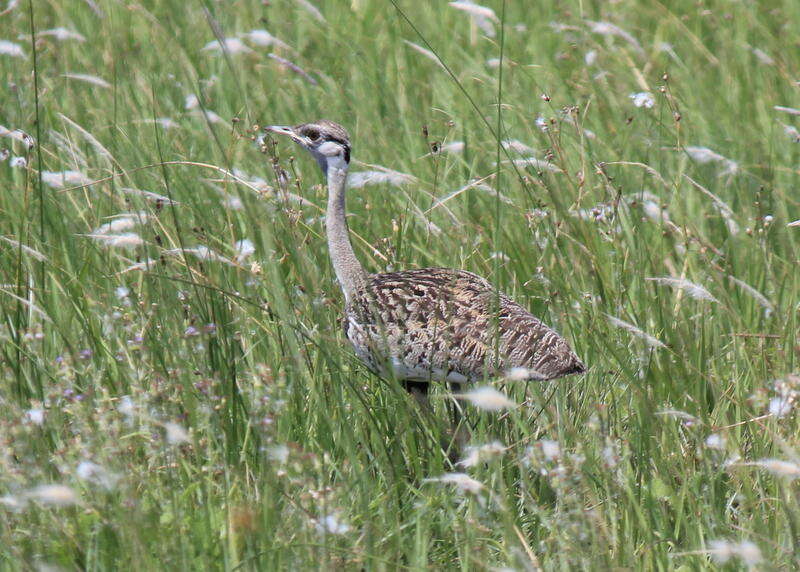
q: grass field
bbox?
[1,0,799,569]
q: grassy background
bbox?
[1,0,799,569]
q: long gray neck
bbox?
[325,164,367,303]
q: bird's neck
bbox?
[325,164,367,303]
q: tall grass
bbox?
[1,0,798,568]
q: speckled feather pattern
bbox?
[344,268,585,384]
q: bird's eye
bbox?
[305,129,320,141]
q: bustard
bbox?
[267,120,585,402]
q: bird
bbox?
[266,120,585,406]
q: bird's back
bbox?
[344,268,585,384]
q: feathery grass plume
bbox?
[190,109,225,125]
[41,170,92,189]
[504,367,547,381]
[267,54,318,85]
[683,175,739,233]
[86,233,144,249]
[768,396,792,418]
[683,146,739,175]
[0,237,48,262]
[727,276,774,315]
[0,39,25,58]
[646,276,718,303]
[781,123,800,142]
[201,37,252,55]
[706,540,762,566]
[605,314,666,349]
[501,157,563,173]
[448,1,498,37]
[240,29,293,50]
[184,93,198,110]
[705,433,727,450]
[62,73,111,88]
[457,441,506,468]
[347,170,415,188]
[294,0,325,23]
[122,187,179,205]
[789,219,800,227]
[455,386,517,411]
[744,459,800,479]
[0,125,34,148]
[629,92,655,108]
[424,472,484,494]
[748,46,774,66]
[36,27,86,42]
[164,246,233,265]
[656,409,699,426]
[120,258,157,273]
[501,139,536,155]
[774,105,800,116]
[403,40,446,69]
[586,20,644,55]
[26,485,78,507]
[93,214,147,235]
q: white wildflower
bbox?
[535,115,548,131]
[234,239,256,261]
[315,514,350,535]
[0,39,25,58]
[538,439,561,461]
[0,495,26,512]
[25,408,44,425]
[768,396,792,418]
[117,395,135,417]
[707,540,762,566]
[201,37,253,55]
[584,50,597,66]
[184,93,199,110]
[27,485,78,507]
[41,170,91,189]
[457,441,506,467]
[164,422,190,445]
[424,472,484,494]
[705,433,726,450]
[38,27,86,42]
[76,461,118,490]
[62,73,111,88]
[267,444,289,464]
[606,314,666,349]
[645,276,718,302]
[629,91,655,108]
[455,386,517,411]
[9,156,26,168]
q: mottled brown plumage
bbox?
[346,268,585,385]
[266,119,585,393]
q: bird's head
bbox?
[266,119,351,175]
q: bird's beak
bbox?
[265,125,302,144]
